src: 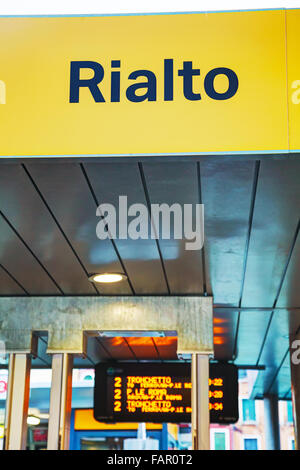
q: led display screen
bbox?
[94,362,238,424]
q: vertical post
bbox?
[5,354,31,450]
[47,354,61,450]
[191,354,210,450]
[263,394,280,450]
[290,337,300,450]
[60,354,73,450]
[47,353,73,450]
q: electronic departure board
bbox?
[94,362,238,424]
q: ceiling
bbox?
[0,153,299,399]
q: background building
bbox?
[0,366,295,450]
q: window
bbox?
[291,439,295,450]
[287,401,293,423]
[210,428,230,450]
[238,369,247,379]
[214,432,226,450]
[244,438,258,450]
[242,399,256,422]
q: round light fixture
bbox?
[88,273,127,283]
[27,416,40,426]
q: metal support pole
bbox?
[47,353,73,450]
[290,337,300,450]
[4,354,31,450]
[191,354,210,450]
[263,394,280,450]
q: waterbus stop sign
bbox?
[94,362,238,424]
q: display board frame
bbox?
[94,362,239,424]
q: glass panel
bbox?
[244,438,258,450]
[27,368,52,450]
[0,352,9,451]
[214,432,226,450]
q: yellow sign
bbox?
[74,408,162,431]
[0,10,297,156]
[287,9,300,151]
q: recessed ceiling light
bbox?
[88,273,127,283]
